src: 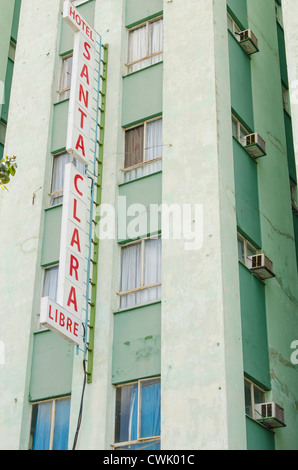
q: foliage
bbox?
[0,155,17,190]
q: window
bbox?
[227,12,241,41]
[244,378,266,420]
[290,179,298,212]
[49,152,86,206]
[282,84,290,115]
[42,265,59,301]
[58,54,73,102]
[237,233,258,268]
[119,236,161,309]
[232,114,249,146]
[29,397,71,450]
[114,378,161,450]
[123,117,162,182]
[127,17,163,73]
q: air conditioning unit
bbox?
[243,133,266,159]
[239,29,259,55]
[249,253,275,280]
[255,402,286,429]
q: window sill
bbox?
[123,60,163,79]
[114,300,161,315]
[119,169,162,187]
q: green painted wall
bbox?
[233,140,261,247]
[41,205,62,266]
[11,0,21,43]
[227,0,248,29]
[239,263,271,389]
[247,0,298,450]
[246,417,275,450]
[125,0,163,27]
[122,62,163,127]
[228,34,254,132]
[29,330,74,401]
[112,302,161,385]
[0,0,15,119]
[59,0,95,55]
[1,58,14,123]
[118,172,162,242]
[51,100,69,153]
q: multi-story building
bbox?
[0,0,297,451]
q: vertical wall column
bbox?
[0,0,62,449]
[161,0,246,449]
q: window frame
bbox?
[126,15,163,72]
[237,232,259,269]
[244,377,267,420]
[232,114,250,146]
[117,235,162,309]
[48,151,70,206]
[113,377,161,450]
[227,12,242,41]
[58,53,73,102]
[122,116,163,174]
[29,396,71,450]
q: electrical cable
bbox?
[72,359,87,450]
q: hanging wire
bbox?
[72,359,87,450]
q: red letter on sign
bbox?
[67,286,78,313]
[59,312,65,327]
[70,254,79,282]
[75,134,86,157]
[79,84,89,109]
[70,228,81,253]
[74,174,83,196]
[83,42,91,61]
[73,198,81,223]
[78,108,87,130]
[80,64,90,85]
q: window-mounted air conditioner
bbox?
[249,254,275,280]
[255,402,286,429]
[238,29,259,55]
[243,133,266,159]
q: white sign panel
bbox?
[64,1,97,167]
[40,297,82,346]
[57,163,89,319]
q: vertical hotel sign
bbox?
[40,2,99,346]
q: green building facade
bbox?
[0,0,297,451]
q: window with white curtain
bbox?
[58,54,73,102]
[29,397,71,450]
[127,17,163,73]
[114,377,161,450]
[123,117,162,182]
[42,265,59,301]
[119,236,161,309]
[49,152,86,206]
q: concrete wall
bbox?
[0,0,62,449]
[160,0,246,450]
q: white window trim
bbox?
[113,377,161,450]
[117,235,162,308]
[244,377,267,421]
[122,116,163,173]
[227,12,242,41]
[126,15,163,70]
[232,114,250,146]
[58,53,73,102]
[237,232,259,269]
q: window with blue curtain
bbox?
[114,378,161,450]
[29,397,71,450]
